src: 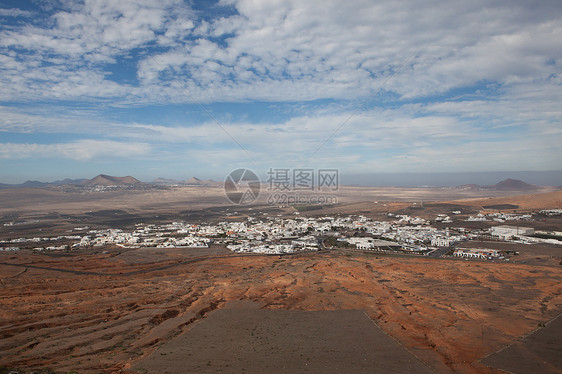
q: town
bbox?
[2,209,561,259]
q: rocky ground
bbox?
[1,248,560,373]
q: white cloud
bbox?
[0,99,559,174]
[1,0,189,58]
[363,137,561,173]
[2,97,558,173]
[0,140,150,160]
[0,0,195,101]
[0,105,138,134]
[0,8,33,17]
[1,0,561,103]
[134,0,562,102]
[123,107,549,172]
[421,79,562,135]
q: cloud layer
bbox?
[0,0,560,180]
[0,140,150,161]
[2,0,561,102]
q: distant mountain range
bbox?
[0,174,140,189]
[454,178,539,191]
[0,174,221,189]
[0,176,548,190]
[152,176,222,187]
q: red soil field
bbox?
[1,248,560,373]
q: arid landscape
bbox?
[3,1,562,372]
[1,184,561,373]
[1,245,561,373]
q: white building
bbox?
[491,225,534,239]
[454,248,499,259]
[431,236,457,247]
[346,237,375,249]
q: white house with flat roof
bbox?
[491,225,534,239]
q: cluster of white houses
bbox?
[466,212,534,222]
[1,211,559,258]
[453,248,501,259]
[76,227,211,249]
[3,235,81,244]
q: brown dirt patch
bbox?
[134,308,434,373]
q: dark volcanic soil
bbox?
[134,308,434,374]
[481,312,562,373]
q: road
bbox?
[427,246,453,257]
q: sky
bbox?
[0,0,561,184]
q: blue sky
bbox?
[0,0,561,184]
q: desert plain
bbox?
[0,186,561,373]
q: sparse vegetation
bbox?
[531,233,562,241]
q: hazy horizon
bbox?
[2,170,562,188]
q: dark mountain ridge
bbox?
[454,178,539,191]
